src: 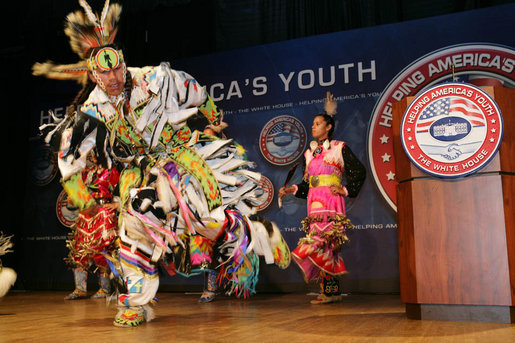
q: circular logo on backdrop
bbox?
[255,175,274,211]
[367,43,515,210]
[56,190,79,227]
[259,115,307,165]
[401,82,503,178]
[30,143,58,186]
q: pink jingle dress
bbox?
[292,140,365,281]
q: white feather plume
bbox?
[79,0,99,26]
[0,267,16,297]
[324,91,337,116]
[100,0,110,28]
[0,234,14,256]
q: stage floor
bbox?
[1,291,514,342]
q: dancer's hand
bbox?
[104,202,120,211]
[278,186,295,198]
[330,185,348,196]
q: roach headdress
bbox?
[32,0,123,84]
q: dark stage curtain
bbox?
[210,0,514,50]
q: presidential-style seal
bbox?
[367,43,515,210]
[30,142,58,186]
[56,189,79,228]
[400,82,503,178]
[255,175,274,211]
[259,115,307,165]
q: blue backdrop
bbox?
[23,4,515,293]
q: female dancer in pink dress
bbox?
[279,93,365,304]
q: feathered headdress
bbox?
[32,61,89,85]
[66,0,121,59]
[308,91,337,152]
[32,0,122,84]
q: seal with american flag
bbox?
[255,175,274,211]
[400,82,503,178]
[259,115,307,165]
[367,43,515,210]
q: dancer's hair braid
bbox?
[66,80,96,117]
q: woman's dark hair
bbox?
[316,113,335,138]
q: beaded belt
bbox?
[309,174,341,188]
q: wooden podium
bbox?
[393,86,515,323]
